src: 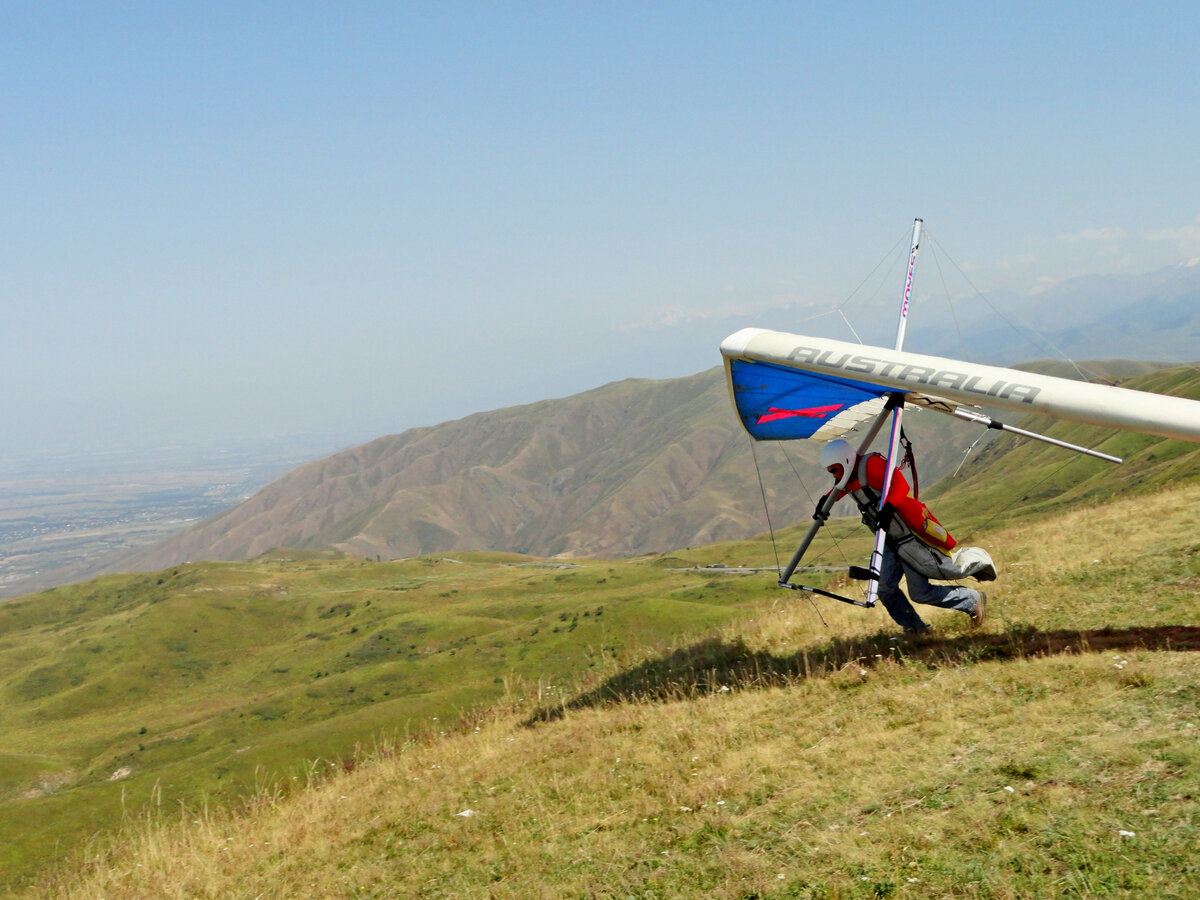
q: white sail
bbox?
[721,328,1200,444]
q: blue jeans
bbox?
[877,541,980,632]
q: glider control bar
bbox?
[779,580,875,608]
[946,407,1122,463]
[778,500,832,586]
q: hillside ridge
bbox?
[91,361,1200,582]
[99,369,797,573]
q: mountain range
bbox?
[104,369,784,571]
[96,359,1195,583]
[15,262,1200,592]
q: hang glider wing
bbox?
[726,356,888,441]
[721,328,1200,445]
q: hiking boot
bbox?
[903,623,931,635]
[970,592,987,628]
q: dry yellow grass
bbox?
[39,650,1198,899]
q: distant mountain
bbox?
[94,355,1195,579]
[40,257,1200,586]
[919,261,1200,365]
[102,369,820,571]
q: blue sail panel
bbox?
[727,358,890,441]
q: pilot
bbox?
[818,438,994,634]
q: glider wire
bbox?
[792,229,910,344]
[748,438,783,576]
[924,230,1107,385]
[837,309,865,344]
[936,226,1200,380]
[774,441,858,571]
[835,229,911,314]
[755,441,839,626]
[951,431,990,478]
[925,241,971,359]
[954,428,1123,543]
[748,435,860,623]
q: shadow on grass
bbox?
[525,624,1200,725]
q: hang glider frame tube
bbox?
[863,393,906,606]
[860,218,924,607]
[779,579,875,608]
[940,405,1122,463]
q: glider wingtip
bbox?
[720,327,772,358]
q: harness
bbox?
[844,452,951,556]
[847,455,908,544]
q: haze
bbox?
[4,2,1200,459]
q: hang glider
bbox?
[720,219,1200,608]
[722,329,1200,451]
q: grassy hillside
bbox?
[21,481,1200,899]
[1,544,828,888]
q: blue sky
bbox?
[3,2,1199,456]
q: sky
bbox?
[4,1,1200,458]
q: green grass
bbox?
[0,550,816,887]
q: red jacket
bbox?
[838,453,957,553]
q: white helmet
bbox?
[819,438,856,490]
